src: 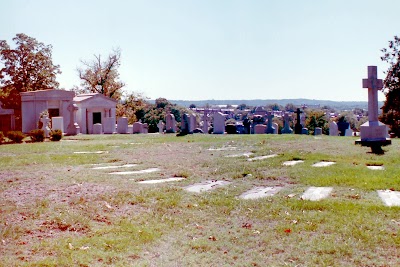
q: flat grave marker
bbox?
[312,161,336,167]
[239,186,283,200]
[92,164,137,170]
[377,190,400,207]
[110,167,160,175]
[185,180,230,193]
[247,154,278,162]
[367,166,385,170]
[301,186,333,201]
[282,160,304,166]
[137,177,185,184]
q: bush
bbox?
[29,129,45,142]
[0,131,4,144]
[6,131,25,143]
[50,129,62,141]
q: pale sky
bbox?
[2,0,399,101]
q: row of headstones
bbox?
[93,117,149,134]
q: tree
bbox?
[285,103,297,112]
[305,109,329,135]
[380,36,400,136]
[0,33,61,129]
[76,48,125,100]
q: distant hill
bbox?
[168,99,382,111]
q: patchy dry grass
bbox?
[1,134,400,266]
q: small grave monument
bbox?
[254,124,267,134]
[132,121,143,134]
[329,121,338,136]
[157,120,165,133]
[355,66,391,153]
[314,127,322,135]
[103,117,116,134]
[294,108,303,134]
[117,117,128,134]
[52,117,64,133]
[66,103,79,136]
[281,112,293,134]
[40,115,51,138]
[213,112,226,134]
[266,111,275,134]
[165,113,177,133]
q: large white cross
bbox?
[362,66,383,122]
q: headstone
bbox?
[103,117,116,134]
[337,121,350,136]
[254,124,267,134]
[189,113,197,134]
[202,111,210,134]
[243,118,251,134]
[356,66,391,151]
[281,112,293,134]
[127,125,133,134]
[141,123,149,134]
[213,112,226,134]
[66,103,79,136]
[132,121,143,134]
[165,113,176,133]
[266,112,275,134]
[301,128,308,135]
[117,117,128,134]
[157,120,165,134]
[180,113,190,135]
[52,117,64,133]
[93,123,103,134]
[273,122,279,134]
[329,121,338,136]
[40,115,51,138]
[345,126,353,136]
[314,127,322,135]
[294,108,303,134]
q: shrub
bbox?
[29,129,45,142]
[0,131,4,144]
[50,129,62,141]
[6,131,25,143]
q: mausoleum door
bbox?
[93,112,102,124]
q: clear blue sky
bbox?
[2,0,399,101]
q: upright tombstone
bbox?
[103,117,116,134]
[66,103,79,136]
[281,112,293,134]
[165,113,176,133]
[180,113,190,135]
[314,127,322,136]
[52,117,64,133]
[117,117,128,134]
[213,112,226,134]
[243,117,251,134]
[141,123,149,134]
[356,66,391,152]
[40,115,51,138]
[294,108,303,134]
[266,112,275,134]
[329,121,339,136]
[93,123,103,134]
[157,120,165,134]
[132,121,143,134]
[254,124,267,134]
[189,113,197,134]
[202,111,210,134]
[273,122,279,134]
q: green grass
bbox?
[1,134,400,266]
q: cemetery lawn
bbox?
[1,134,399,266]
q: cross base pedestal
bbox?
[355,138,391,154]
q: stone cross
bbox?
[157,120,165,134]
[362,66,383,122]
[294,108,303,134]
[266,111,275,134]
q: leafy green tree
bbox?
[380,36,400,136]
[266,103,283,111]
[76,48,124,100]
[285,103,297,112]
[305,109,329,135]
[0,33,61,130]
[117,92,149,124]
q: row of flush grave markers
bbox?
[87,161,399,207]
[77,151,385,170]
